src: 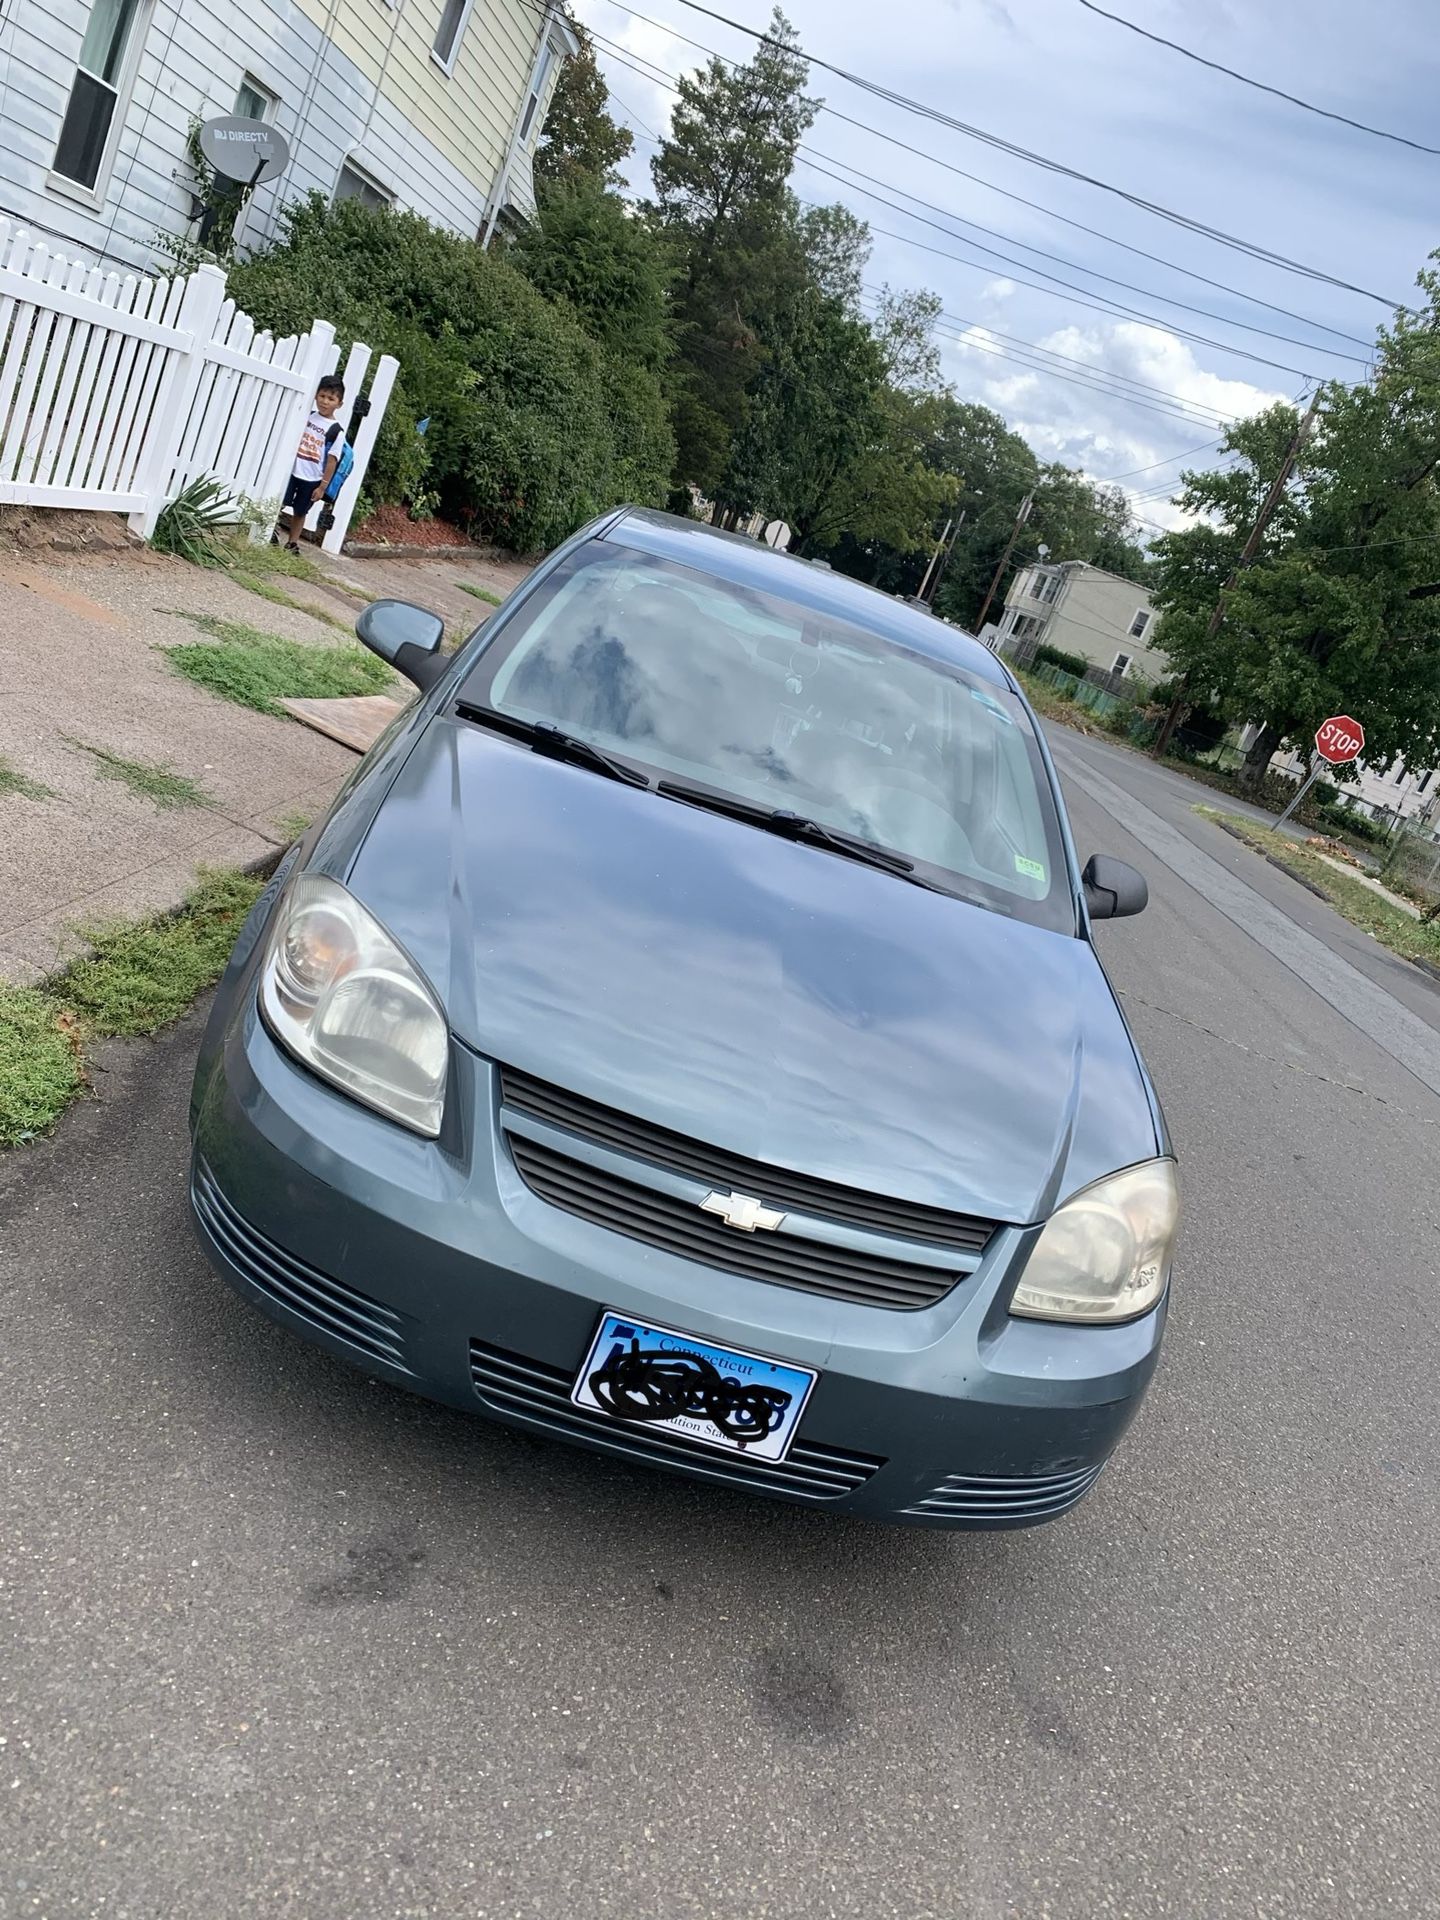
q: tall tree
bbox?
[512,184,671,370]
[1154,276,1440,789]
[648,7,819,491]
[533,20,634,191]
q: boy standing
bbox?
[274,374,347,552]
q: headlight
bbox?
[259,874,448,1137]
[1009,1159,1178,1325]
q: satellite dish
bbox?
[198,116,291,185]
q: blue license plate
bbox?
[572,1311,818,1463]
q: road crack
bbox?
[1116,989,1438,1127]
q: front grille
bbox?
[507,1131,961,1310]
[901,1463,1102,1521]
[191,1160,410,1373]
[469,1340,883,1501]
[500,1066,996,1255]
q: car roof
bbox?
[600,508,1013,688]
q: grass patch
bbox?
[164,613,393,717]
[1198,808,1440,965]
[0,990,85,1147]
[0,754,53,801]
[231,570,353,632]
[64,737,212,811]
[456,581,503,607]
[0,866,264,1147]
[275,808,313,842]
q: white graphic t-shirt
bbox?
[294,410,345,483]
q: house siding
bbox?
[0,0,557,273]
[1001,563,1167,683]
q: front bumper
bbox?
[189,982,1166,1530]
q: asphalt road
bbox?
[2,729,1437,1920]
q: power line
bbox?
[859,286,1244,423]
[1095,439,1227,482]
[661,0,1406,306]
[804,144,1373,358]
[585,29,1343,380]
[799,150,1365,367]
[1073,0,1440,157]
[575,0,1380,350]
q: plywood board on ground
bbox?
[279,694,407,754]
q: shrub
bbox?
[1034,641,1091,678]
[228,196,674,551]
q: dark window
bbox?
[53,0,143,190]
[335,162,392,210]
[1128,608,1151,638]
[432,0,471,67]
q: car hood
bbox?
[346,717,1159,1224]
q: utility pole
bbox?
[924,510,967,605]
[1151,393,1320,758]
[973,493,1033,633]
[916,519,952,602]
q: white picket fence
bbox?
[0,219,395,551]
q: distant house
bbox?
[1264,735,1440,833]
[0,0,577,272]
[997,560,1166,683]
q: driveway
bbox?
[1,726,1436,1919]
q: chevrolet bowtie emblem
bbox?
[700,1190,786,1233]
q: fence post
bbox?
[127,263,227,539]
[304,336,370,537]
[322,352,396,555]
[252,317,337,537]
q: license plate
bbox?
[572,1311,818,1463]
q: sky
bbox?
[570,0,1440,535]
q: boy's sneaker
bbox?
[270,531,280,546]
[285,540,302,554]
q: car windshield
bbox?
[458,540,1074,932]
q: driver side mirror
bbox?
[356,599,447,690]
[1083,854,1148,921]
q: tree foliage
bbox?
[533,21,634,191]
[512,182,671,370]
[1154,275,1440,787]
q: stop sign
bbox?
[1315,714,1364,765]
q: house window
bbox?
[1128,608,1151,639]
[234,75,276,123]
[1111,651,1133,676]
[1029,569,1059,604]
[432,0,475,71]
[335,160,393,210]
[52,0,146,192]
[519,38,557,141]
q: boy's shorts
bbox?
[282,474,317,518]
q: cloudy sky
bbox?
[571,0,1439,533]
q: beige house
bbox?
[0,0,577,272]
[996,561,1166,683]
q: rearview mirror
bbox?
[356,599,447,690]
[1082,854,1148,921]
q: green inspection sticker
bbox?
[1014,855,1047,882]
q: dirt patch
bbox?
[0,564,124,626]
[0,506,137,555]
[348,504,470,549]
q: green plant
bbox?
[456,581,502,606]
[275,809,314,842]
[1033,641,1091,678]
[231,570,352,631]
[0,755,53,801]
[0,867,265,1147]
[164,613,393,715]
[151,476,238,567]
[63,737,212,811]
[0,989,84,1147]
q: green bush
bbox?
[1034,641,1091,678]
[228,196,674,552]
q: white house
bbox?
[997,560,1166,682]
[0,0,577,274]
[1265,735,1440,833]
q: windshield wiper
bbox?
[455,703,652,789]
[657,781,942,887]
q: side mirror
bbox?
[1083,854,1148,921]
[356,599,447,690]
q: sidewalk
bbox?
[0,538,531,986]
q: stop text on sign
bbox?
[1315,715,1365,765]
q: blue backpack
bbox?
[322,422,354,502]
